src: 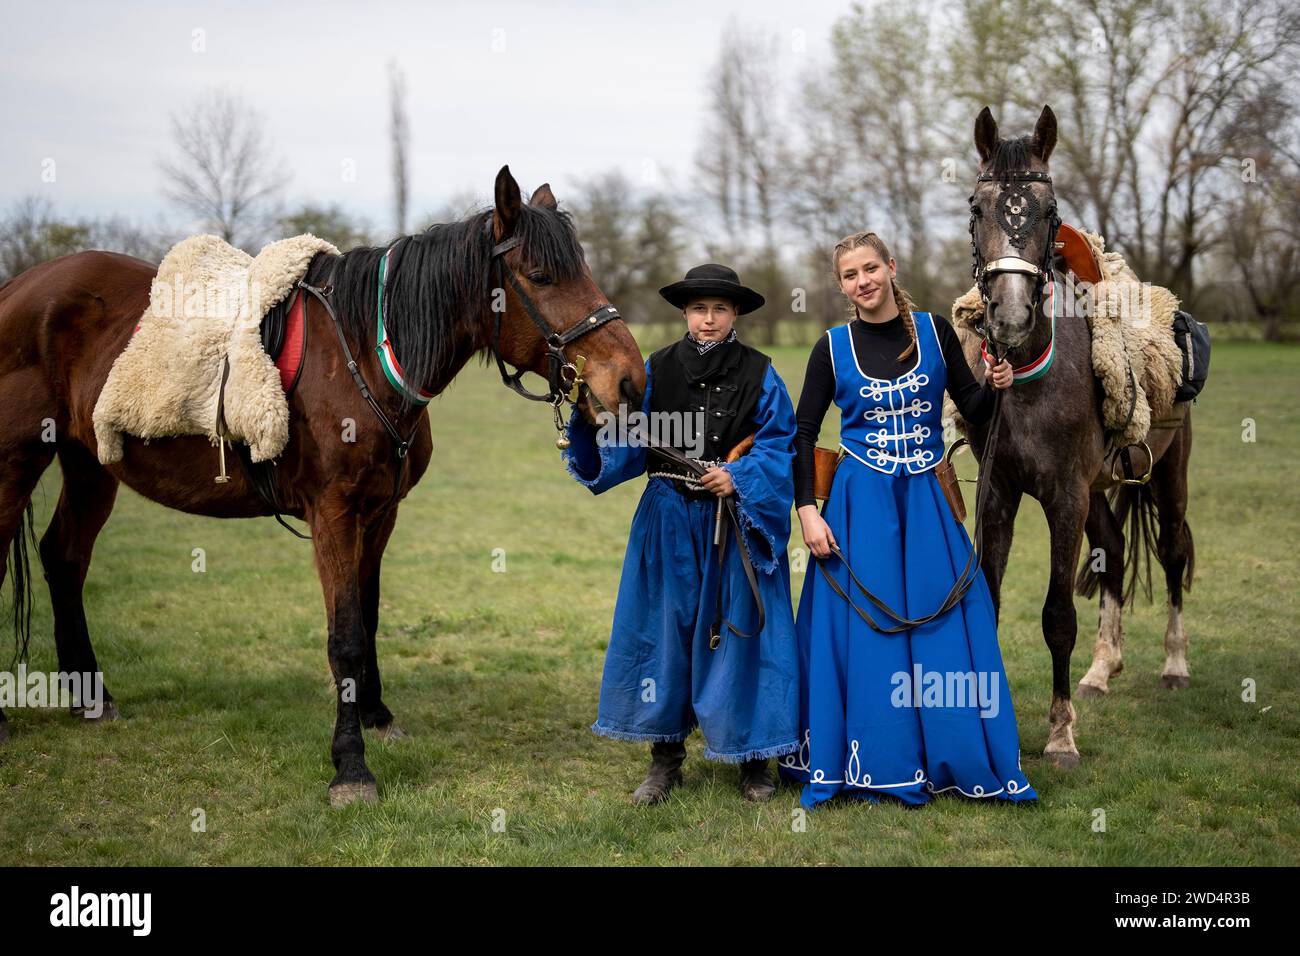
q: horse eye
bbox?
[528,273,553,286]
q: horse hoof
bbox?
[74,701,121,722]
[0,723,9,745]
[371,723,409,742]
[1161,675,1190,690]
[329,781,379,808]
[1075,682,1108,699]
[1046,751,1081,770]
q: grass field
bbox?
[1,341,1297,865]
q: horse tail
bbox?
[4,501,37,667]
[1114,482,1159,605]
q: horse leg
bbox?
[1041,487,1089,769]
[1077,491,1127,697]
[39,447,121,721]
[310,493,378,807]
[0,441,57,743]
[359,510,406,740]
[978,479,1023,623]
[1152,423,1194,690]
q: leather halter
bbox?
[488,230,624,410]
[968,169,1061,361]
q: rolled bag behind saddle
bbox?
[1172,310,1211,402]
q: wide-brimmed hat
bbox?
[658,263,765,314]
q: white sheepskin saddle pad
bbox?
[949,228,1184,447]
[93,233,338,464]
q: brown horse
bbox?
[0,166,646,805]
[963,107,1195,768]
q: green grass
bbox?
[1,342,1297,865]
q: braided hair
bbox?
[832,231,918,364]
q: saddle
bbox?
[93,233,337,467]
[1055,222,1102,285]
[950,224,1186,449]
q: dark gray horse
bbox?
[962,105,1195,768]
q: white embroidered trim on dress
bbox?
[847,314,927,383]
[779,733,926,790]
[864,424,932,446]
[782,731,1029,796]
[864,399,932,422]
[841,443,938,471]
[858,372,930,401]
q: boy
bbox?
[562,264,800,803]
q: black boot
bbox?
[631,741,686,805]
[739,758,776,802]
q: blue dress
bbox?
[562,359,801,763]
[778,313,1037,808]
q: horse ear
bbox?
[1032,105,1057,163]
[493,165,522,240]
[529,183,557,210]
[974,107,999,164]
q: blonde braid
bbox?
[892,279,917,364]
[833,231,918,365]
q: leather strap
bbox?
[644,442,765,644]
[813,389,1006,633]
[300,279,422,533]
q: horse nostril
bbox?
[620,375,642,410]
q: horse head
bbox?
[488,165,646,425]
[969,105,1060,352]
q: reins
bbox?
[638,441,766,649]
[815,387,1005,633]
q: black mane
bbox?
[988,135,1035,177]
[295,201,586,407]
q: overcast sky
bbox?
[0,0,846,234]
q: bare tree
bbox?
[820,0,953,308]
[0,197,172,282]
[159,89,288,250]
[571,170,686,333]
[390,61,411,237]
[695,23,791,344]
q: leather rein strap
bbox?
[299,279,420,535]
[643,442,765,646]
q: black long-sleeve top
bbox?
[793,311,994,508]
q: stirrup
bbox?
[1109,440,1153,485]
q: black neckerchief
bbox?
[673,330,743,383]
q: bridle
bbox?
[278,225,628,538]
[968,168,1061,362]
[488,229,625,440]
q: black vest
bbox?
[648,338,771,462]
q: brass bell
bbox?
[555,435,571,450]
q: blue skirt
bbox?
[778,455,1037,809]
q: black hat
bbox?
[658,263,765,315]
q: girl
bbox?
[779,232,1037,810]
